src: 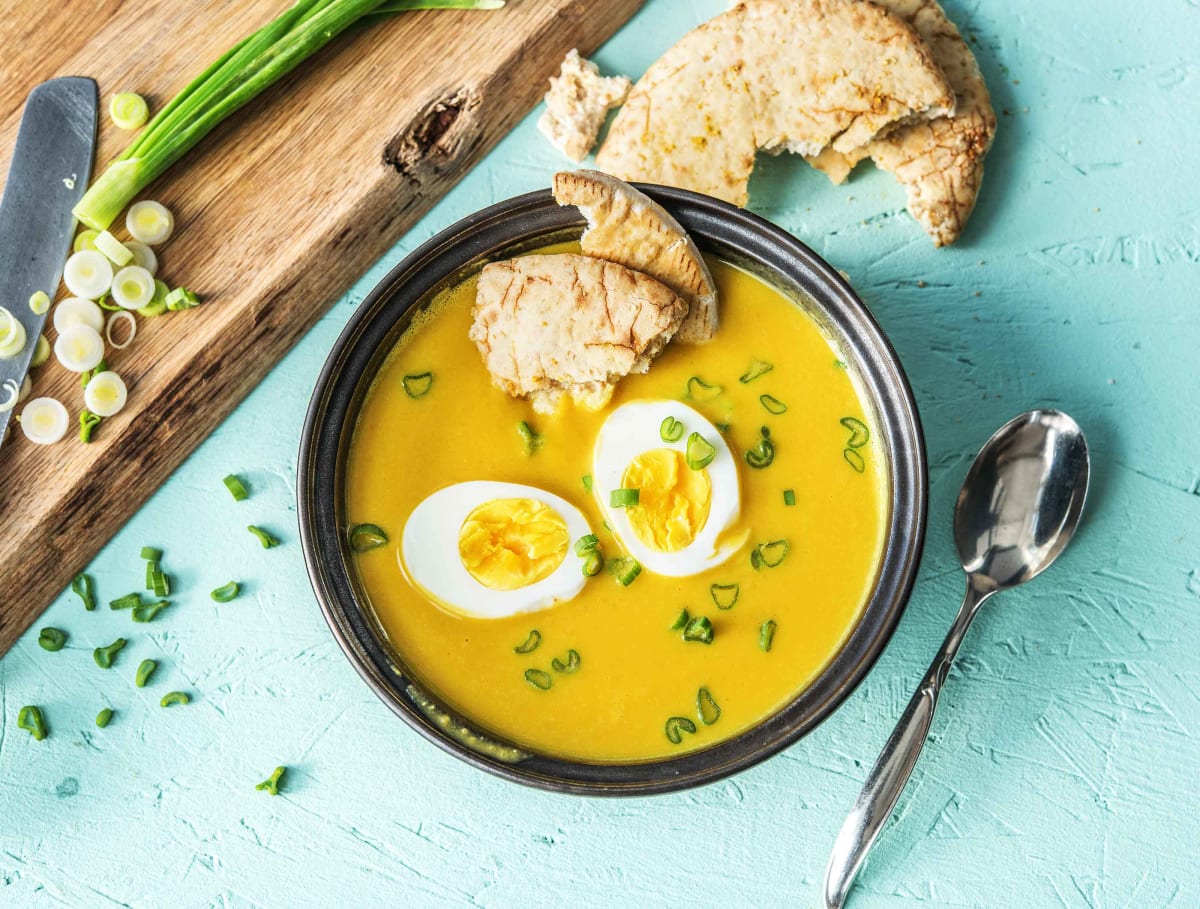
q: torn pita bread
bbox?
[538,50,632,163]
[595,0,955,207]
[807,0,996,246]
[553,170,719,344]
[469,254,688,414]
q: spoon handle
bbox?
[823,576,993,909]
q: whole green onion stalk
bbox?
[73,0,505,230]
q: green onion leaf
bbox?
[682,616,714,644]
[608,556,642,587]
[697,687,721,725]
[751,539,791,570]
[669,608,690,631]
[109,592,143,610]
[160,691,190,708]
[745,426,775,469]
[79,409,102,443]
[664,716,697,745]
[739,360,774,384]
[840,416,870,449]
[136,659,158,688]
[760,394,788,415]
[524,668,552,690]
[140,546,162,561]
[223,474,249,500]
[81,358,109,388]
[551,649,581,674]
[783,489,796,507]
[573,534,600,556]
[581,551,603,577]
[610,488,640,508]
[660,415,685,442]
[132,600,171,623]
[211,582,240,603]
[17,705,48,741]
[94,638,127,669]
[760,620,778,652]
[582,474,593,492]
[517,420,542,454]
[256,765,287,796]
[71,573,96,611]
[247,526,280,548]
[38,627,67,652]
[95,707,114,728]
[401,372,434,399]
[348,523,389,553]
[709,583,740,610]
[145,560,158,590]
[151,570,171,598]
[686,432,717,470]
[514,630,541,654]
[844,448,866,473]
[685,376,723,402]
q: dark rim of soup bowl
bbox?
[298,185,928,796]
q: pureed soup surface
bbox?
[346,254,887,763]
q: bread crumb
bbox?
[537,50,631,162]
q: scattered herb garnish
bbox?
[682,616,714,644]
[844,449,866,473]
[401,372,434,399]
[211,582,240,603]
[524,668,552,690]
[517,420,542,454]
[760,394,788,415]
[686,432,716,470]
[739,360,774,384]
[574,534,599,556]
[71,573,95,611]
[140,546,163,561]
[581,551,603,577]
[256,765,287,796]
[160,691,190,708]
[783,489,796,507]
[95,708,114,728]
[685,376,723,402]
[709,583,740,610]
[760,620,778,652]
[514,630,542,654]
[348,523,389,553]
[665,716,697,745]
[17,705,48,741]
[94,638,127,669]
[247,526,281,548]
[697,687,721,725]
[607,556,642,587]
[660,415,685,442]
[610,488,640,508]
[551,649,581,674]
[136,659,158,688]
[79,409,102,443]
[750,539,791,570]
[840,416,870,449]
[80,359,108,388]
[150,569,171,598]
[223,474,250,500]
[109,592,143,610]
[670,608,690,631]
[581,474,593,493]
[38,627,67,652]
[132,601,170,623]
[745,426,775,469]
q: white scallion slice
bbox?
[95,230,133,266]
[19,396,69,445]
[125,240,158,275]
[84,370,128,417]
[63,250,114,299]
[54,324,105,373]
[18,375,30,402]
[126,201,174,245]
[110,266,155,310]
[109,92,149,131]
[106,311,137,350]
[28,291,50,315]
[138,280,170,317]
[0,379,18,413]
[0,308,27,359]
[53,297,105,334]
[31,334,50,367]
[74,229,100,253]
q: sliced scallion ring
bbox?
[581,551,603,577]
[574,534,599,555]
[609,488,640,508]
[669,608,690,631]
[659,415,684,442]
[745,427,776,469]
[19,396,69,444]
[84,371,128,417]
[95,231,133,267]
[783,489,796,506]
[31,334,50,367]
[401,372,434,399]
[126,201,174,245]
[348,523,389,553]
[739,359,774,383]
[211,582,240,603]
[138,280,170,317]
[109,92,149,131]
[0,308,27,359]
[517,420,542,454]
[759,394,788,415]
[709,582,740,610]
[28,291,50,315]
[682,615,714,644]
[551,649,581,674]
[664,716,697,745]
[106,312,137,350]
[165,286,200,311]
[54,297,105,334]
[63,250,113,299]
[750,539,791,570]
[125,240,158,275]
[18,375,30,402]
[0,379,18,413]
[524,668,552,690]
[760,620,778,652]
[223,474,249,501]
[685,376,723,402]
[110,266,155,310]
[844,448,866,473]
[697,687,721,725]
[514,630,541,654]
[74,229,100,253]
[840,416,870,449]
[38,626,68,652]
[55,324,105,373]
[608,555,642,587]
[79,409,103,443]
[685,432,716,470]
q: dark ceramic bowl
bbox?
[298,186,927,796]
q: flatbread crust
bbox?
[594,0,955,207]
[537,50,632,163]
[553,170,719,344]
[807,0,996,245]
[470,254,688,413]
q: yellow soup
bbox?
[346,257,887,763]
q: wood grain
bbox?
[0,0,644,655]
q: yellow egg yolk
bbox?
[458,498,570,590]
[622,448,712,552]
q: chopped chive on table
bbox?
[2,1,1197,905]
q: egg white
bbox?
[593,400,743,577]
[401,481,593,619]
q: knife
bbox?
[0,77,98,442]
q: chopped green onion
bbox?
[38,627,67,651]
[608,556,642,587]
[256,765,287,796]
[95,231,133,266]
[71,573,95,611]
[140,546,163,561]
[96,294,123,312]
[110,92,149,130]
[760,620,778,652]
[132,600,170,623]
[247,525,280,548]
[524,668,552,690]
[28,291,50,315]
[17,705,48,741]
[126,201,174,245]
[844,448,866,473]
[79,409,102,443]
[697,687,721,725]
[514,630,541,654]
[783,489,796,506]
[610,488,640,508]
[664,716,697,745]
[834,358,848,369]
[31,333,50,366]
[165,286,200,311]
[669,608,690,631]
[745,426,775,469]
[573,534,599,555]
[686,432,716,470]
[151,571,171,598]
[739,360,774,383]
[348,523,389,553]
[760,394,788,415]
[683,616,714,644]
[581,551,603,577]
[685,376,722,402]
[517,420,542,454]
[81,358,109,388]
[401,372,434,399]
[551,649,581,674]
[660,415,684,442]
[715,421,731,433]
[94,637,127,668]
[750,539,791,570]
[95,707,114,728]
[145,560,158,590]
[109,592,142,610]
[709,583,740,610]
[581,474,593,492]
[74,229,100,253]
[223,474,249,501]
[136,659,158,688]
[211,582,240,603]
[137,279,170,317]
[840,416,870,448]
[160,691,190,708]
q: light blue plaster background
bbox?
[3,1,1198,906]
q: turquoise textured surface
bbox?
[3,1,1198,906]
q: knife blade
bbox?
[0,76,98,442]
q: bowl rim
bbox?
[297,184,928,796]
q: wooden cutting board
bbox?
[0,0,644,656]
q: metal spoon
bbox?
[823,410,1090,909]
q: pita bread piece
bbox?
[553,170,719,344]
[470,254,688,413]
[808,0,996,246]
[538,50,632,163]
[595,0,955,207]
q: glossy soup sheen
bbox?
[346,254,887,763]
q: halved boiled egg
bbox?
[593,400,745,577]
[401,481,593,619]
